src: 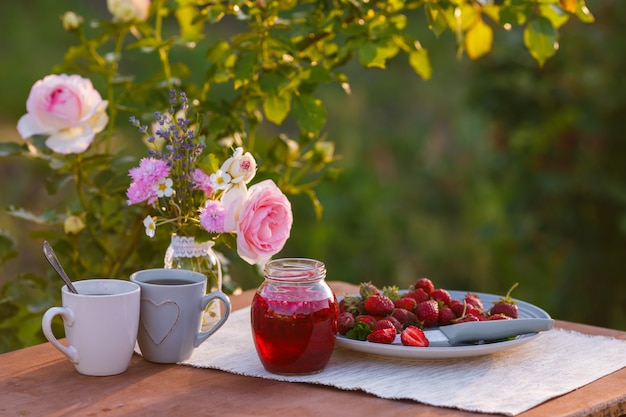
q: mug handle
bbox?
[42,307,80,364]
[194,292,231,347]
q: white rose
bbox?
[107,0,151,23]
[220,147,257,184]
[61,11,83,31]
[221,182,248,233]
[17,74,109,154]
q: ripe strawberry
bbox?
[366,327,396,344]
[374,319,398,332]
[488,313,512,321]
[454,314,480,323]
[489,283,519,319]
[464,292,484,311]
[415,299,439,328]
[393,296,417,312]
[449,299,466,317]
[384,315,404,332]
[364,294,395,316]
[431,288,452,307]
[413,278,434,295]
[337,311,355,335]
[438,306,456,325]
[391,308,417,328]
[359,281,381,299]
[356,314,377,330]
[464,303,483,318]
[490,302,518,319]
[405,288,430,303]
[339,295,363,315]
[400,326,429,347]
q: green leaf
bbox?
[7,206,60,225]
[206,3,226,23]
[346,322,372,341]
[499,1,532,26]
[524,15,558,66]
[0,230,17,266]
[0,142,23,157]
[175,1,205,44]
[539,4,570,29]
[268,135,299,165]
[263,93,291,125]
[292,94,326,134]
[302,66,333,84]
[259,72,286,95]
[0,301,19,321]
[576,0,595,23]
[358,41,399,69]
[234,50,258,89]
[425,3,449,37]
[408,48,432,80]
[205,39,231,62]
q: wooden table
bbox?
[1,282,625,417]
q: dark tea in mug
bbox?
[143,278,195,285]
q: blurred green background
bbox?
[1,0,625,348]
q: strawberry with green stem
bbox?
[489,282,519,319]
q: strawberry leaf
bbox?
[346,322,372,341]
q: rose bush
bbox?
[0,0,594,352]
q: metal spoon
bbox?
[43,241,79,294]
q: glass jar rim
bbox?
[263,258,326,282]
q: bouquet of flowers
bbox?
[126,90,293,266]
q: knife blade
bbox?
[425,318,554,346]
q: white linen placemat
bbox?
[182,307,626,416]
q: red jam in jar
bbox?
[251,258,338,375]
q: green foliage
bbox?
[0,0,594,353]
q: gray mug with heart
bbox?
[130,268,231,363]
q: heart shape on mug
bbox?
[140,300,181,345]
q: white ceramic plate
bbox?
[335,290,552,360]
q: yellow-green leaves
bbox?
[358,40,400,69]
[524,16,558,67]
[263,93,291,125]
[408,46,432,80]
[465,19,493,60]
[174,0,204,44]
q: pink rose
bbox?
[17,74,109,154]
[236,180,293,265]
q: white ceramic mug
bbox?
[42,279,141,376]
[130,268,231,363]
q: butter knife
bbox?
[425,318,554,346]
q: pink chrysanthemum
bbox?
[129,157,170,185]
[192,169,214,196]
[199,200,226,233]
[127,180,155,205]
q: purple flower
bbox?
[199,200,226,233]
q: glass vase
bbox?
[164,234,223,331]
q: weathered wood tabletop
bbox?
[1,281,625,417]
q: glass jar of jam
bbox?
[251,258,338,375]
